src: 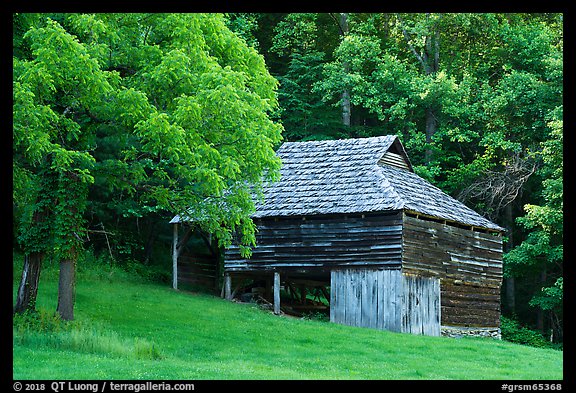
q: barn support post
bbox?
[172,223,178,290]
[273,272,281,315]
[224,273,232,300]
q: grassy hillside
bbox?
[12,258,563,380]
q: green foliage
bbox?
[504,109,562,335]
[14,13,284,277]
[13,16,112,263]
[270,13,320,57]
[224,13,261,49]
[500,316,557,350]
[13,309,66,336]
[277,51,342,141]
[530,278,562,312]
[122,260,171,284]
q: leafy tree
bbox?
[504,107,563,342]
[13,13,283,319]
[13,17,113,319]
[268,12,563,338]
[267,13,355,141]
[276,51,342,141]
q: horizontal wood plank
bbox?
[402,214,502,328]
[226,212,404,272]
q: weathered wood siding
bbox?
[225,211,403,272]
[330,268,402,332]
[402,214,503,327]
[177,254,218,290]
[331,269,441,336]
[378,151,410,171]
[401,274,441,336]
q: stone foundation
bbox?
[441,325,501,340]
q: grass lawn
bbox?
[12,261,563,380]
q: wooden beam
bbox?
[273,272,281,315]
[287,278,330,287]
[196,228,218,257]
[286,281,302,303]
[172,223,178,290]
[231,279,247,300]
[224,273,232,300]
[176,226,194,254]
[299,285,307,305]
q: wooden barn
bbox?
[172,135,505,337]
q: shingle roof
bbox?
[253,135,504,232]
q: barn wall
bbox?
[330,269,441,336]
[401,274,441,336]
[177,254,218,290]
[330,268,402,332]
[225,211,403,273]
[401,214,503,328]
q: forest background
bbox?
[12,13,563,346]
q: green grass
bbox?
[13,259,563,380]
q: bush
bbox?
[13,248,172,287]
[13,309,66,336]
[123,260,171,284]
[500,316,554,349]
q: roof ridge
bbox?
[279,135,396,147]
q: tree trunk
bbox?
[57,256,76,321]
[536,268,547,333]
[424,107,437,164]
[399,14,441,164]
[14,203,49,315]
[504,203,516,315]
[14,252,44,314]
[143,220,157,265]
[342,90,351,127]
[340,13,351,127]
[505,277,516,315]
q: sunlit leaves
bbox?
[14,13,284,261]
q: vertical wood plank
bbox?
[376,269,383,330]
[274,272,281,315]
[401,273,408,333]
[382,269,390,330]
[433,278,441,336]
[369,271,378,328]
[330,270,337,323]
[401,274,441,336]
[335,269,346,325]
[348,269,358,327]
[224,273,232,300]
[331,268,404,333]
[337,270,343,324]
[390,270,397,331]
[360,270,367,327]
[344,269,352,326]
[354,270,362,327]
[172,223,179,290]
[392,269,402,332]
